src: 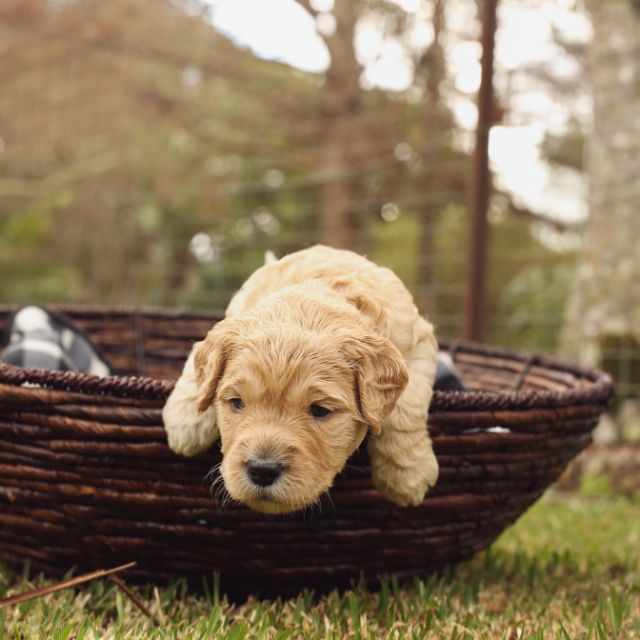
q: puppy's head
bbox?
[193,315,408,514]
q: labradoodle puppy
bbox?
[163,245,439,513]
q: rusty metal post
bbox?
[464,0,499,342]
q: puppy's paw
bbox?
[162,393,218,457]
[371,451,439,507]
[164,415,217,457]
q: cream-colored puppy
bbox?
[163,245,438,513]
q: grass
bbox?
[1,491,639,639]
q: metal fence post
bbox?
[464,0,499,342]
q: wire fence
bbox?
[0,0,638,442]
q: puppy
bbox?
[163,245,439,513]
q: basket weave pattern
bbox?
[0,306,613,596]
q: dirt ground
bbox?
[558,443,640,496]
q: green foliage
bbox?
[0,0,320,306]
[541,125,585,173]
[580,474,613,498]
[0,193,82,303]
[369,211,421,288]
[374,202,577,348]
[501,262,575,352]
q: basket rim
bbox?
[0,304,614,412]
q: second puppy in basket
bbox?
[163,245,439,513]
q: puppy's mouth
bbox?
[245,492,289,514]
[230,479,317,515]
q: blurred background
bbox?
[0,0,638,443]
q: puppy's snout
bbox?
[247,459,283,487]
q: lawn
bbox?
[1,492,639,639]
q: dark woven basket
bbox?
[0,306,613,597]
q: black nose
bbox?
[247,459,283,487]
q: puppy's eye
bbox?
[310,404,331,419]
[229,397,244,411]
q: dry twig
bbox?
[0,561,136,607]
[109,574,161,627]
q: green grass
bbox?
[1,492,639,639]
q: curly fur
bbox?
[163,245,439,513]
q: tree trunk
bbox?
[416,0,447,314]
[561,1,640,440]
[318,117,363,251]
[317,0,365,252]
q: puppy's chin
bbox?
[225,481,330,515]
[220,465,331,515]
[242,494,297,515]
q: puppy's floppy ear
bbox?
[193,320,235,414]
[342,333,409,435]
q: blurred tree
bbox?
[0,0,317,303]
[293,0,365,251]
[290,0,466,256]
[561,0,640,438]
[412,0,457,313]
[533,21,588,175]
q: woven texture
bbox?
[0,306,613,597]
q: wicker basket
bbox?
[0,306,613,597]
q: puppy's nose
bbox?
[247,459,283,487]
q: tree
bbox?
[0,0,316,303]
[561,0,640,439]
[290,0,463,255]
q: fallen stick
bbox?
[109,574,160,627]
[0,561,136,607]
